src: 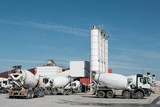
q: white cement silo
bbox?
[90,25,108,74]
[90,26,100,73]
[105,37,108,72]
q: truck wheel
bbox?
[63,91,67,95]
[97,91,105,98]
[136,91,144,99]
[123,90,131,99]
[26,92,31,99]
[30,91,34,99]
[106,91,114,98]
[147,90,151,96]
[45,89,51,95]
[52,90,57,95]
[51,89,57,95]
[41,90,45,97]
[66,90,72,95]
[38,89,44,97]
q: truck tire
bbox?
[136,91,144,99]
[66,89,72,95]
[51,88,57,95]
[30,91,34,99]
[147,91,151,96]
[45,89,51,95]
[26,92,31,99]
[51,90,58,95]
[38,89,45,97]
[123,90,131,99]
[63,90,72,95]
[97,91,105,98]
[106,91,114,98]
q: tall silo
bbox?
[105,36,108,72]
[102,34,105,72]
[99,31,102,72]
[90,25,108,74]
[90,26,99,73]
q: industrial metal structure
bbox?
[36,59,63,78]
[70,61,90,77]
[90,25,108,74]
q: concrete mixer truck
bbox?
[0,78,12,93]
[44,76,81,95]
[8,68,45,99]
[93,73,151,99]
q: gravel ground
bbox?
[0,93,159,107]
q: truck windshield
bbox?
[140,78,147,84]
[3,81,7,85]
[43,78,49,84]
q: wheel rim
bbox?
[136,91,143,99]
[123,91,131,99]
[98,91,105,98]
[106,91,113,98]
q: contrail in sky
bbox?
[0,19,89,37]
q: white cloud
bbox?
[0,59,43,64]
[109,47,160,76]
[110,63,159,71]
[0,19,89,37]
[143,51,160,59]
[111,47,160,59]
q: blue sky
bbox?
[0,0,160,80]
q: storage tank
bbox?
[90,26,99,73]
[90,25,108,73]
[51,76,70,88]
[94,73,128,89]
[105,37,108,72]
[102,35,105,72]
[99,31,102,72]
[10,69,38,89]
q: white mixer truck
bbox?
[44,76,81,95]
[8,68,45,99]
[93,73,151,99]
[0,78,12,93]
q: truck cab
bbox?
[125,74,151,99]
[0,78,12,93]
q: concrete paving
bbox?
[0,93,159,107]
